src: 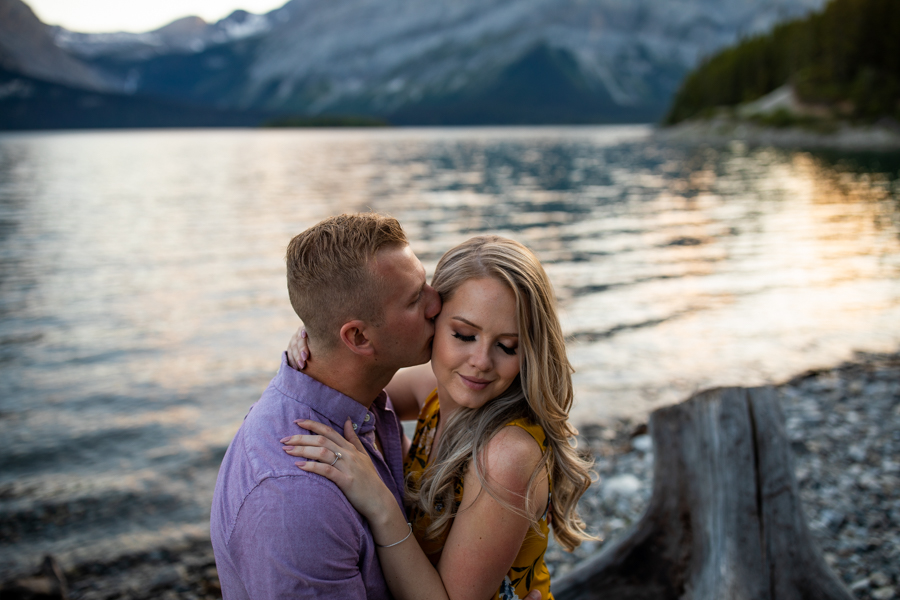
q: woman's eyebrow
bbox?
[452,316,517,338]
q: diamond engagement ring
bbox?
[330,452,343,466]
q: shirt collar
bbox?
[273,352,379,435]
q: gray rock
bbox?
[601,474,642,498]
[872,587,897,600]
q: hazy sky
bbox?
[27,0,288,33]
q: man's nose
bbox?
[424,284,441,320]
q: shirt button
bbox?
[364,414,371,422]
[352,423,358,431]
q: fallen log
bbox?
[554,386,853,600]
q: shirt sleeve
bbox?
[226,473,368,599]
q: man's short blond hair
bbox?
[286,213,408,351]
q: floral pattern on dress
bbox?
[499,576,521,600]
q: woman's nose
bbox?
[469,344,492,372]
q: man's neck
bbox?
[302,356,396,409]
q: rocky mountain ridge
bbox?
[52,9,277,62]
[3,0,830,126]
[0,0,114,91]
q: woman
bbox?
[283,235,593,600]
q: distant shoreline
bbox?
[656,117,900,152]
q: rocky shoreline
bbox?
[547,350,900,600]
[3,351,898,599]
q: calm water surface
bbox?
[0,126,898,575]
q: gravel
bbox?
[545,350,900,600]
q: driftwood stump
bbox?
[554,386,853,600]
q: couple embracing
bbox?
[211,213,594,599]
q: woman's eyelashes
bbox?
[497,343,517,356]
[452,331,517,356]
[452,331,476,342]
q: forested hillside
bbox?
[665,0,900,124]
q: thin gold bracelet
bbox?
[376,523,412,548]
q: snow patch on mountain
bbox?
[54,9,274,61]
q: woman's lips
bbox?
[459,374,491,390]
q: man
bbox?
[210,213,441,598]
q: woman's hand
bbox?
[282,419,398,527]
[283,422,546,600]
[286,326,308,370]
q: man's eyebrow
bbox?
[452,316,518,338]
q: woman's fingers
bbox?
[286,325,309,370]
[279,431,340,449]
[283,443,341,463]
[279,418,371,472]
[292,419,351,448]
[296,459,348,486]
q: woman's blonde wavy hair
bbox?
[405,235,594,552]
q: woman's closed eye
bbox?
[453,331,517,355]
[497,342,517,356]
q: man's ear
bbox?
[339,320,375,357]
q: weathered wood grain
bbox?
[554,386,852,600]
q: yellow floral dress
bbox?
[404,390,553,600]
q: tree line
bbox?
[665,0,900,125]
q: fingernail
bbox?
[300,351,308,361]
[301,329,307,338]
[296,461,308,469]
[279,437,291,443]
[282,446,293,451]
[294,419,306,425]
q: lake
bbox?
[0,126,898,576]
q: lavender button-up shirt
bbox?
[211,353,405,599]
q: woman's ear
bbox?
[339,320,375,357]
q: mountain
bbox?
[665,0,900,125]
[0,0,115,91]
[61,0,827,124]
[5,0,830,127]
[0,65,273,130]
[52,9,275,63]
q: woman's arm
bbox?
[384,364,437,421]
[284,420,547,600]
[432,426,549,599]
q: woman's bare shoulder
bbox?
[385,364,436,420]
[481,425,544,491]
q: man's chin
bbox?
[413,340,434,366]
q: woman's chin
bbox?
[451,388,492,411]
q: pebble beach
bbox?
[3,350,898,599]
[547,350,900,600]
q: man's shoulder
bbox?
[212,433,360,549]
[222,382,327,482]
[211,378,348,530]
